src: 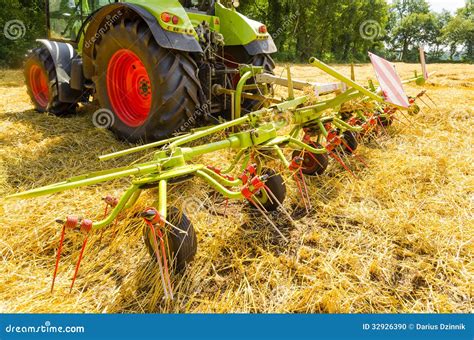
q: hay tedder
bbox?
[13,0,433,298]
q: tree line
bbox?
[0,0,472,68]
[240,0,473,62]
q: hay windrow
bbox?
[0,64,473,313]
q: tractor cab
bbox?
[48,0,112,40]
[180,0,215,14]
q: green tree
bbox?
[442,0,474,60]
[387,0,437,61]
[0,0,46,68]
[427,10,452,59]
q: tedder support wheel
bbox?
[375,110,394,127]
[24,47,77,115]
[143,208,197,272]
[94,18,202,143]
[341,130,358,154]
[250,168,286,212]
[292,144,329,176]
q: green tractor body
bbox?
[26,0,276,142]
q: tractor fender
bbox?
[214,2,277,56]
[244,39,277,56]
[36,39,83,103]
[81,3,202,80]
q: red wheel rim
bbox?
[29,65,49,108]
[107,49,152,127]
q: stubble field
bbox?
[0,62,472,313]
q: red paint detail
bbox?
[289,157,303,171]
[241,187,253,199]
[107,49,152,127]
[207,166,222,175]
[223,53,241,89]
[69,236,89,293]
[29,64,49,108]
[239,164,257,184]
[250,176,265,190]
[369,53,409,108]
[328,150,358,180]
[241,176,265,199]
[65,215,79,229]
[104,195,119,207]
[145,220,172,296]
[80,219,93,234]
[348,117,360,126]
[142,207,164,225]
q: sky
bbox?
[387,0,467,13]
[427,0,466,13]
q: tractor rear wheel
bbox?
[143,208,197,272]
[24,47,77,115]
[93,18,202,143]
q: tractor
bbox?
[25,0,276,142]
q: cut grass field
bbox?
[0,63,473,313]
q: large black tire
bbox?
[144,208,197,272]
[249,168,286,212]
[24,47,77,115]
[93,18,202,143]
[224,47,275,113]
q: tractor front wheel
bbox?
[94,18,202,142]
[24,47,77,115]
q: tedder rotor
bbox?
[11,39,432,297]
